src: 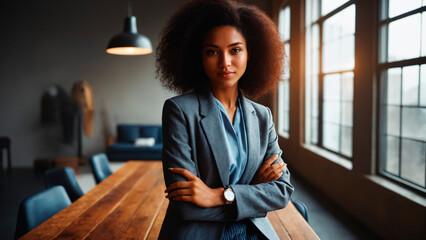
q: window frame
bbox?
[377,0,426,193]
[304,0,356,160]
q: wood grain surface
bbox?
[20,161,319,240]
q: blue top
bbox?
[213,96,248,185]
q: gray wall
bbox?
[0,0,270,168]
[0,0,186,167]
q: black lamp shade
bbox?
[106,16,152,55]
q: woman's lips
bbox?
[218,72,235,78]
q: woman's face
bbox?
[202,26,248,91]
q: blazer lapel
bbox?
[198,92,230,186]
[238,95,260,184]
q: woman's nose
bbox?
[219,52,231,67]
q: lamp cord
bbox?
[127,0,132,17]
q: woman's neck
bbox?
[211,87,239,109]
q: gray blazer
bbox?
[159,91,294,240]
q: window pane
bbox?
[306,0,320,25]
[312,24,320,50]
[342,102,353,127]
[278,82,285,134]
[401,107,426,141]
[311,117,319,144]
[385,136,400,175]
[323,123,340,152]
[386,68,401,105]
[283,81,290,111]
[312,75,319,117]
[340,35,355,70]
[323,5,355,42]
[312,48,320,77]
[386,106,400,136]
[341,127,352,157]
[279,6,291,41]
[402,65,420,105]
[342,72,354,101]
[323,5,355,73]
[421,64,426,106]
[401,139,425,187]
[388,14,421,62]
[388,0,422,18]
[278,5,290,138]
[321,0,349,16]
[423,13,426,56]
[324,101,341,124]
[323,42,339,73]
[278,80,290,134]
[284,43,290,80]
[324,74,341,101]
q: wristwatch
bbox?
[224,187,235,205]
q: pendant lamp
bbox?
[106,1,152,55]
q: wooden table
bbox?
[21,161,319,240]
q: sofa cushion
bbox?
[117,125,139,143]
[139,127,158,141]
[134,137,155,147]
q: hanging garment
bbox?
[71,80,94,137]
[41,85,77,144]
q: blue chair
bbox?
[292,200,309,223]
[14,186,71,239]
[44,167,84,202]
[90,153,113,184]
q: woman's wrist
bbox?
[214,187,226,206]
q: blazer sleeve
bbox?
[162,99,236,222]
[230,107,294,221]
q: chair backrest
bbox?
[90,153,113,184]
[15,185,71,239]
[44,167,84,202]
[292,200,309,223]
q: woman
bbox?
[156,0,294,239]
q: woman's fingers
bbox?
[165,180,193,193]
[262,155,278,169]
[264,162,286,180]
[169,168,197,180]
[257,161,286,183]
[256,155,279,178]
[166,188,192,198]
[172,195,192,202]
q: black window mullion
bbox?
[398,67,403,177]
[318,21,324,148]
[380,69,388,175]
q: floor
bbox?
[0,163,380,240]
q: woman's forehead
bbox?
[203,26,246,47]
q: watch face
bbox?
[224,188,235,201]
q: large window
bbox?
[379,0,426,191]
[305,0,355,158]
[278,5,291,138]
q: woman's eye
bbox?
[206,49,217,55]
[231,48,241,54]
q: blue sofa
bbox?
[106,124,162,161]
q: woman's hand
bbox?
[165,168,225,208]
[251,155,287,185]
